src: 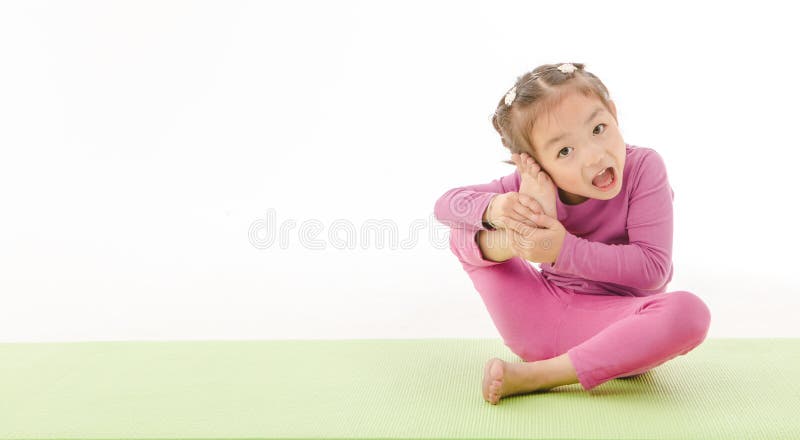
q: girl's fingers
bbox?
[516,194,543,214]
[512,204,541,224]
[496,212,527,229]
[501,217,522,233]
[503,217,536,236]
[512,212,539,229]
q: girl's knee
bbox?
[667,291,711,342]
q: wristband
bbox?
[482,196,497,230]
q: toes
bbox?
[520,154,539,172]
[491,380,503,396]
[485,358,506,404]
[522,152,535,163]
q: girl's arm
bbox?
[434,169,520,269]
[549,150,674,291]
[433,169,520,230]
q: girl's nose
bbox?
[585,146,608,169]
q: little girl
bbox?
[433,62,711,404]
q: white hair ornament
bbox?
[557,63,577,74]
[504,87,516,106]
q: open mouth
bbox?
[591,167,616,191]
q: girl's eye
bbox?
[593,123,606,135]
[557,123,607,158]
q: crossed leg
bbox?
[557,289,711,391]
[463,254,711,403]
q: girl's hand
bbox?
[505,213,567,264]
[484,192,544,230]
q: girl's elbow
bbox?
[642,260,672,290]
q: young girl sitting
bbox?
[434,62,711,404]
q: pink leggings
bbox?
[466,256,711,390]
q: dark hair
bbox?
[490,63,614,165]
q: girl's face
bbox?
[530,92,626,205]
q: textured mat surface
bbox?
[1,338,798,439]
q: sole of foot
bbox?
[512,152,557,218]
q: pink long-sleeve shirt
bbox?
[434,143,674,297]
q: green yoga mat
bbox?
[1,338,798,439]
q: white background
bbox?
[1,0,798,342]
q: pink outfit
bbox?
[434,144,711,390]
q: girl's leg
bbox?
[457,253,568,362]
[556,290,712,391]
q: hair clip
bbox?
[557,63,577,74]
[504,86,517,106]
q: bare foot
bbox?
[482,357,542,405]
[511,152,557,218]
